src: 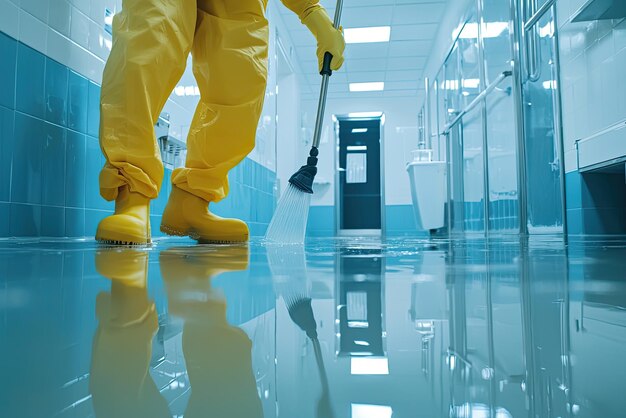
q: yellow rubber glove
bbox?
[302,8,345,72]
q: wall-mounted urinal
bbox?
[406,150,447,231]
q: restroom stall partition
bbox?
[421,0,566,236]
[518,0,566,234]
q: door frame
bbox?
[333,114,386,238]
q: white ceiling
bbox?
[276,0,449,100]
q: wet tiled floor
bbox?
[1,236,625,418]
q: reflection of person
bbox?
[89,246,261,417]
[160,245,262,418]
[89,249,169,418]
[95,0,345,245]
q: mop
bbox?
[265,0,344,244]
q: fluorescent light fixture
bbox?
[351,358,389,375]
[351,404,393,418]
[351,128,368,134]
[174,85,200,97]
[350,82,384,92]
[456,22,508,39]
[347,112,383,118]
[344,26,391,44]
[347,145,368,151]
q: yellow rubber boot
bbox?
[160,186,249,243]
[96,186,151,245]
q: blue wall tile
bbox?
[85,210,112,237]
[307,205,335,237]
[41,206,65,237]
[42,122,66,207]
[386,204,420,236]
[0,33,17,109]
[68,71,88,133]
[16,43,45,119]
[9,203,41,237]
[11,113,43,204]
[87,82,100,137]
[65,131,86,208]
[0,107,15,202]
[84,136,112,211]
[44,58,69,126]
[65,208,85,237]
[0,202,8,236]
[565,171,582,209]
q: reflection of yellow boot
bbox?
[91,249,170,418]
[159,245,262,418]
[94,248,154,325]
[96,187,151,245]
[160,186,248,243]
[160,245,249,321]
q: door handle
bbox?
[337,167,346,172]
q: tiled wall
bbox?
[307,204,424,237]
[557,0,626,234]
[0,31,277,239]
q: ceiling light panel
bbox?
[349,82,385,92]
[344,26,391,44]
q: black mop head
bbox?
[288,147,319,194]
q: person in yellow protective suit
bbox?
[95,0,345,245]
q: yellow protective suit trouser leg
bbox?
[98,0,197,201]
[171,1,269,202]
[99,0,269,204]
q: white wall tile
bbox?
[70,7,89,49]
[69,0,90,19]
[0,0,20,39]
[48,0,72,37]
[20,0,49,24]
[47,27,71,65]
[19,8,47,54]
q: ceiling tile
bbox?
[392,24,440,41]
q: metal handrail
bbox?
[524,0,555,31]
[442,70,512,135]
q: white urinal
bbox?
[406,150,447,231]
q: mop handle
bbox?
[311,0,344,149]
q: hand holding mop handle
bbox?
[287,0,343,195]
[312,0,343,149]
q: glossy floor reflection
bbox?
[1,237,625,418]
